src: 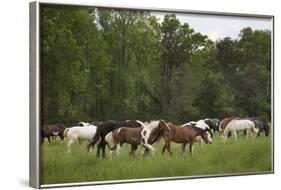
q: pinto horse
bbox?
[105,120,167,158]
[162,123,212,156]
[86,120,143,158]
[181,119,213,148]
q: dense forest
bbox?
[40,5,271,126]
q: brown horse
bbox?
[162,123,212,156]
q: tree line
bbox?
[40,5,271,126]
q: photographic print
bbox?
[30,1,273,188]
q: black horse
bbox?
[250,117,270,137]
[87,120,142,158]
[41,123,66,144]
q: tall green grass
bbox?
[41,134,272,184]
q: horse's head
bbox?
[158,120,172,133]
[201,128,213,144]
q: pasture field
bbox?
[41,134,272,185]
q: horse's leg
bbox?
[109,150,114,160]
[227,131,232,138]
[67,139,74,153]
[233,131,237,139]
[141,146,146,156]
[257,129,261,137]
[199,137,203,150]
[144,147,150,156]
[180,143,186,155]
[162,144,166,155]
[47,136,51,144]
[245,129,250,138]
[109,145,117,160]
[166,142,173,156]
[189,143,193,156]
[116,144,121,156]
[59,134,64,144]
[130,144,137,156]
[253,127,259,137]
[101,141,106,158]
[143,143,155,154]
[96,142,102,158]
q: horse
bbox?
[250,117,270,137]
[162,122,212,156]
[221,118,258,139]
[181,119,213,148]
[105,120,167,158]
[63,123,97,152]
[41,123,66,144]
[86,120,143,158]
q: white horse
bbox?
[222,119,258,140]
[63,123,97,152]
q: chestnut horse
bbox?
[162,123,212,156]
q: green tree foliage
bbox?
[40,5,272,125]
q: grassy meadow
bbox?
[41,134,272,185]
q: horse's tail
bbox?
[87,126,101,151]
[63,128,70,137]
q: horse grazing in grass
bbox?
[221,118,258,140]
[162,123,212,156]
[87,120,143,158]
[105,120,167,158]
[41,123,66,144]
[63,123,97,152]
[249,117,270,137]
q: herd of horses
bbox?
[41,117,270,158]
